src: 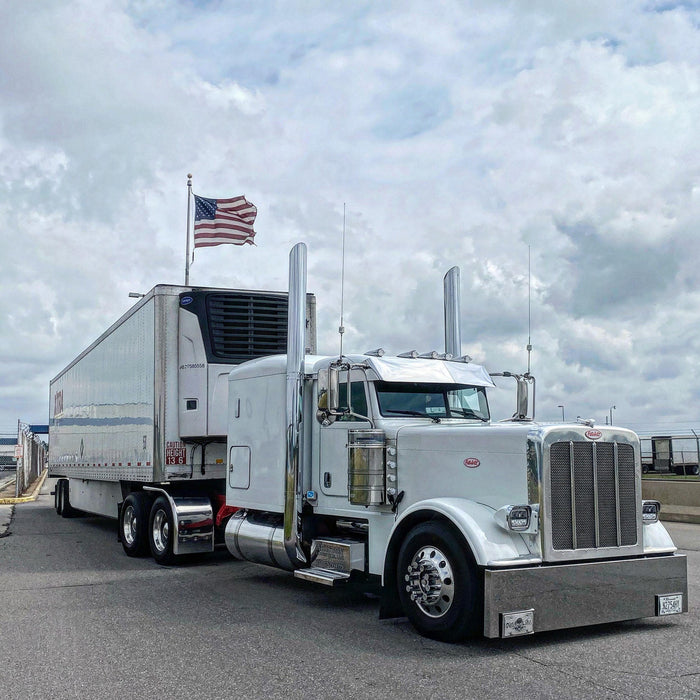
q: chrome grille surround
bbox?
[528,426,643,563]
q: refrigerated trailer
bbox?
[49,284,316,563]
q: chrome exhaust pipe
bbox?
[284,242,308,568]
[444,266,461,358]
[224,242,310,571]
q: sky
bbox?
[1,0,700,436]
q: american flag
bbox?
[193,194,257,248]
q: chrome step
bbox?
[293,567,351,586]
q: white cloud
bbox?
[1,0,700,434]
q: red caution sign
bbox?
[165,441,187,466]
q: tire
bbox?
[397,521,482,642]
[55,480,63,515]
[59,479,77,518]
[149,495,176,565]
[120,492,151,557]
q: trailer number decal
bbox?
[166,441,187,465]
[463,457,480,468]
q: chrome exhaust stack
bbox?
[444,266,461,358]
[224,242,310,571]
[283,242,309,568]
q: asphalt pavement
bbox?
[0,478,698,699]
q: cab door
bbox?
[318,376,370,498]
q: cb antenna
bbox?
[526,245,532,375]
[338,203,346,359]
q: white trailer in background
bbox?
[48,284,316,563]
[641,435,700,475]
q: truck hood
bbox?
[393,421,533,510]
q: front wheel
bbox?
[149,496,176,565]
[397,521,482,642]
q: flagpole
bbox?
[185,173,193,286]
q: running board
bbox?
[292,537,366,585]
[294,567,351,586]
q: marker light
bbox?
[642,500,661,523]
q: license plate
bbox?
[656,593,683,616]
[501,609,535,637]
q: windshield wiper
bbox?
[449,408,489,421]
[384,409,441,423]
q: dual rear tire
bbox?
[119,492,175,565]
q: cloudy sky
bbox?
[1,0,699,436]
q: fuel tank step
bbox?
[293,567,351,586]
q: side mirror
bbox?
[328,365,341,413]
[316,368,339,424]
[515,377,529,420]
[316,363,353,424]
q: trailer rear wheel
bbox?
[55,481,63,515]
[397,521,482,642]
[149,496,175,565]
[59,479,77,518]
[120,492,151,557]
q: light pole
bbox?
[557,404,565,421]
[609,405,616,426]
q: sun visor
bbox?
[364,356,495,387]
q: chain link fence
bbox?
[15,423,47,497]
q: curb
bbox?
[0,470,49,505]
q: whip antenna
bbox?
[338,203,346,358]
[527,245,532,375]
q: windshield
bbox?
[375,381,490,421]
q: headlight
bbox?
[507,505,531,531]
[642,500,661,523]
[494,504,538,533]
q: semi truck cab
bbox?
[222,244,688,641]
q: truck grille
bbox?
[206,293,289,362]
[549,441,637,550]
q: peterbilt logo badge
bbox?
[463,457,480,468]
[585,429,602,440]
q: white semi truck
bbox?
[50,244,687,641]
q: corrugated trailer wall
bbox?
[49,291,158,482]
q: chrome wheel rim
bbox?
[122,504,137,546]
[152,509,169,554]
[404,545,455,618]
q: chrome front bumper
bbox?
[483,553,688,638]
